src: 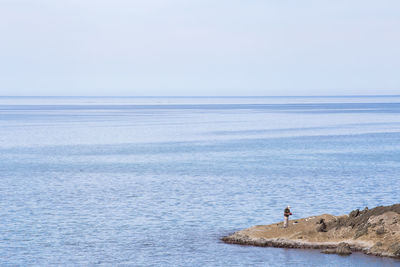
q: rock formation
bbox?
[222,204,400,259]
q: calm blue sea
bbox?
[1,96,400,266]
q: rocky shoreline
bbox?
[222,204,400,259]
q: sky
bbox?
[0,0,399,96]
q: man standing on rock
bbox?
[283,206,292,228]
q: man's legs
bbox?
[283,216,288,228]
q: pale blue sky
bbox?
[0,0,399,96]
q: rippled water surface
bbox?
[1,96,400,266]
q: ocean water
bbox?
[1,96,400,266]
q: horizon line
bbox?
[1,94,400,98]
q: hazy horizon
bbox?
[1,94,400,97]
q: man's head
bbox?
[287,206,291,209]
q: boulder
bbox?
[349,209,360,218]
[321,243,352,256]
[336,242,352,255]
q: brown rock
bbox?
[354,227,368,239]
[376,227,385,235]
[321,248,336,254]
[317,219,327,232]
[349,209,360,218]
[389,243,400,257]
[321,243,352,256]
[336,242,352,255]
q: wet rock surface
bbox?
[321,242,352,255]
[335,242,352,255]
[222,204,400,259]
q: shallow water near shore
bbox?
[1,96,400,266]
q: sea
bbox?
[1,96,400,266]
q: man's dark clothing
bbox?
[284,208,291,217]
